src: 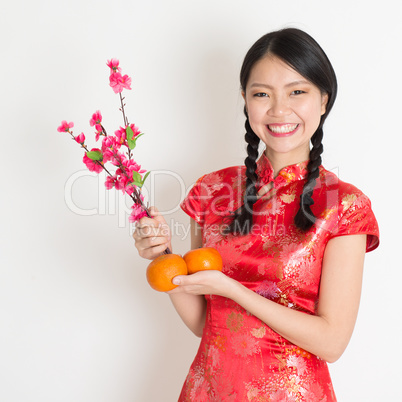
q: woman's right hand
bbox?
[132,206,172,260]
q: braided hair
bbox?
[225,119,260,234]
[294,126,324,230]
[226,28,337,235]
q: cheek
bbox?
[298,100,323,127]
[247,108,266,136]
[246,101,266,123]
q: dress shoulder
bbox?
[318,167,380,252]
[180,165,244,226]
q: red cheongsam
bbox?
[179,153,379,401]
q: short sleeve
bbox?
[180,175,208,226]
[329,192,379,252]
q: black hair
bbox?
[226,28,337,234]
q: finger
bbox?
[133,232,170,252]
[167,276,202,295]
[139,243,171,260]
[148,207,170,228]
[136,217,160,231]
[133,206,171,259]
[135,234,169,252]
[136,214,170,239]
[133,227,156,241]
[149,206,160,218]
[172,270,222,286]
[148,206,164,223]
[171,274,197,286]
[134,222,165,239]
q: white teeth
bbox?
[268,124,298,133]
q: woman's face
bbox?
[243,55,328,164]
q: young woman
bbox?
[134,28,379,401]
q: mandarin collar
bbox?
[255,152,309,190]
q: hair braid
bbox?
[294,126,324,231]
[225,118,260,235]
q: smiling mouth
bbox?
[267,123,299,134]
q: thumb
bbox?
[149,206,165,223]
[149,206,171,240]
[172,275,187,285]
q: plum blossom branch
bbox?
[57,59,171,254]
[119,93,128,127]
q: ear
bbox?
[242,91,248,114]
[321,93,329,115]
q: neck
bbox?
[265,148,310,177]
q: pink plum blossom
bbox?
[127,123,141,140]
[106,58,121,73]
[94,127,103,142]
[125,185,135,196]
[114,174,129,191]
[129,204,147,223]
[114,124,140,145]
[83,148,104,173]
[113,166,138,196]
[101,149,112,164]
[124,159,146,176]
[114,126,127,145]
[120,75,132,90]
[115,167,124,177]
[75,133,85,144]
[105,175,116,190]
[105,148,125,166]
[89,110,102,127]
[57,120,74,132]
[109,72,132,93]
[101,137,121,162]
[101,136,117,151]
[102,148,115,162]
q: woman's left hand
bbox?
[167,270,237,298]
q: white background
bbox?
[1,1,400,401]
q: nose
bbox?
[267,96,291,117]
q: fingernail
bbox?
[172,278,180,285]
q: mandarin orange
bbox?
[146,254,188,292]
[183,247,223,274]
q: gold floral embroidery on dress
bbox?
[279,170,296,183]
[255,280,280,299]
[341,193,357,209]
[278,293,291,307]
[226,311,244,332]
[232,331,261,357]
[251,326,267,338]
[212,334,227,351]
[264,196,286,216]
[262,239,276,251]
[296,255,318,286]
[280,191,296,204]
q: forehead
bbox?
[247,56,310,88]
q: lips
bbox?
[267,123,299,137]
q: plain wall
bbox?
[1,0,400,400]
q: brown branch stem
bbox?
[119,93,128,126]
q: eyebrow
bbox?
[249,80,311,89]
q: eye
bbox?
[253,92,269,97]
[291,90,306,95]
